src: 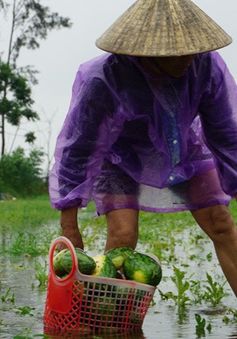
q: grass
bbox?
[1,194,235,232]
[0,196,236,256]
[0,195,60,255]
[0,195,59,231]
[0,196,237,337]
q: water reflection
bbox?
[0,225,7,251]
[1,221,237,339]
[199,307,227,316]
[228,328,237,339]
[45,330,146,339]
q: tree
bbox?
[0,147,45,195]
[0,0,5,9]
[0,0,72,155]
[25,131,36,143]
[5,0,72,65]
[0,61,38,154]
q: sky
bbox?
[1,0,237,173]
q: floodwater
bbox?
[0,223,237,339]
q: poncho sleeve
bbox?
[49,68,123,210]
[199,53,237,197]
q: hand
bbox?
[59,207,84,250]
[61,226,84,249]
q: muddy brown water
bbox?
[0,225,237,339]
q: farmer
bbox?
[49,0,237,296]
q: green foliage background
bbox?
[0,147,46,196]
[0,1,72,196]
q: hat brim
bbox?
[96,0,232,56]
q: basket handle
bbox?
[49,236,79,282]
[46,236,80,314]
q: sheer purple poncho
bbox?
[49,52,237,214]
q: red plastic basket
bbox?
[44,237,156,336]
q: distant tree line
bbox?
[0,147,44,196]
[0,0,72,196]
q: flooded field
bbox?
[0,207,237,339]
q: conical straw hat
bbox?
[96,0,232,56]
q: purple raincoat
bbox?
[49,52,237,214]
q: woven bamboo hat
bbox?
[96,0,232,56]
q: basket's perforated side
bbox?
[44,279,154,334]
[44,237,156,335]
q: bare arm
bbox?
[60,207,84,249]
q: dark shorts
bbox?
[93,161,231,215]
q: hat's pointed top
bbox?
[96,0,232,56]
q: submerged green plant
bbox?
[15,305,35,316]
[203,273,227,306]
[1,287,15,304]
[159,266,190,308]
[189,279,203,304]
[9,232,42,256]
[34,260,48,289]
[206,252,213,262]
[171,266,190,308]
[8,229,57,256]
[222,307,237,324]
[195,314,212,337]
[13,327,48,338]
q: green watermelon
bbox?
[123,252,162,286]
[92,255,117,278]
[53,248,96,277]
[105,247,134,269]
